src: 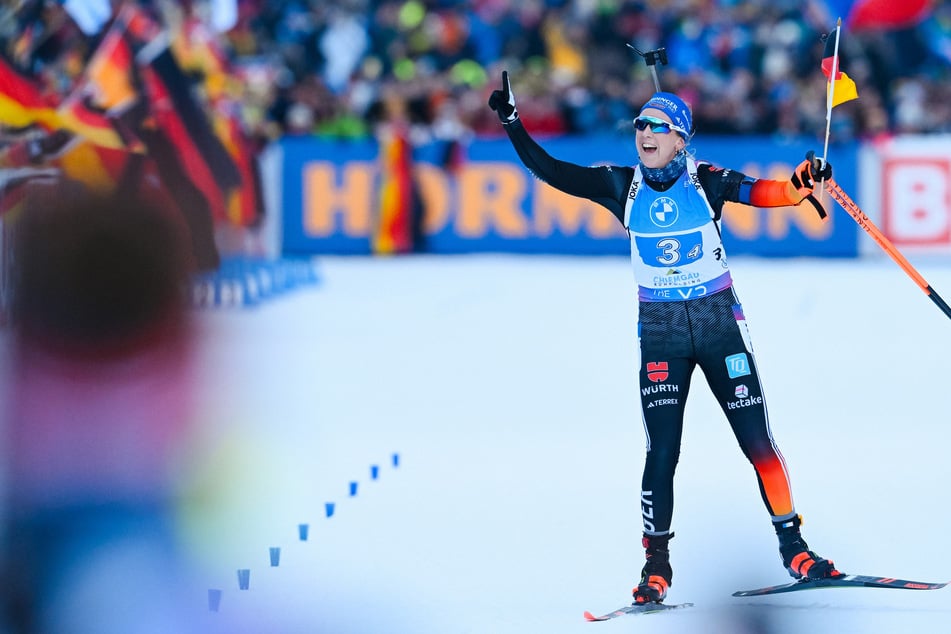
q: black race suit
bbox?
[502,119,797,535]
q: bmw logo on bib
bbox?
[650,197,678,228]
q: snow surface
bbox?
[189,254,951,633]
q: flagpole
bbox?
[819,18,842,205]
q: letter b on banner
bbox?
[883,158,951,246]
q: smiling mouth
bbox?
[641,142,658,154]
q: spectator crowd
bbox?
[4,0,951,152]
[221,0,951,147]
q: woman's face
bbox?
[635,107,687,169]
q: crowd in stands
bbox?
[3,0,951,150]
[220,0,951,148]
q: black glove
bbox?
[791,150,832,195]
[488,70,518,124]
[790,150,832,219]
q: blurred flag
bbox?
[173,15,263,226]
[0,55,128,150]
[119,4,234,268]
[217,112,264,226]
[0,55,55,128]
[821,31,859,108]
[373,129,416,254]
[138,46,241,222]
[119,3,241,221]
[847,0,933,30]
[55,95,136,151]
[60,14,145,152]
[58,140,140,195]
[81,22,138,113]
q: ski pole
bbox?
[824,177,951,320]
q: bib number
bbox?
[635,231,703,267]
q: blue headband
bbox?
[640,92,693,138]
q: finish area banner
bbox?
[862,136,951,255]
[281,134,859,257]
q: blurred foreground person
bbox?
[0,187,204,633]
[489,71,841,605]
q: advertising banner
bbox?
[281,134,859,257]
[861,136,951,255]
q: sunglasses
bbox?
[634,116,688,136]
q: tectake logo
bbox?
[646,361,669,382]
[650,197,678,228]
[727,393,763,410]
[725,353,751,378]
[735,384,748,398]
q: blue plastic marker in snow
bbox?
[237,569,250,590]
[298,523,309,541]
[325,502,335,518]
[208,589,222,611]
[371,465,379,480]
[392,453,400,468]
[349,481,358,497]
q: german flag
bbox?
[215,113,264,226]
[83,22,138,113]
[55,93,141,152]
[1,55,129,151]
[137,45,240,222]
[174,16,263,226]
[0,55,57,129]
[63,14,145,152]
[821,31,859,108]
[373,129,416,254]
[118,4,240,220]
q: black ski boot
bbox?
[773,515,841,579]
[632,532,673,604]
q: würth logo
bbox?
[646,362,669,382]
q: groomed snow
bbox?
[187,254,951,633]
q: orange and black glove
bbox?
[790,151,832,219]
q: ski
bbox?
[583,602,693,621]
[733,574,949,597]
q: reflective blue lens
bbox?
[634,116,675,134]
